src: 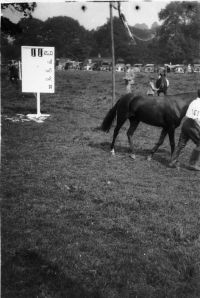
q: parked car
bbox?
[144,64,155,73]
[133,64,143,73]
[134,64,143,69]
[132,67,141,73]
[194,64,200,73]
[115,63,125,72]
[174,66,185,74]
[100,63,110,71]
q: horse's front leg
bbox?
[127,119,139,159]
[168,129,175,157]
[148,128,168,160]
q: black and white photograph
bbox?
[1,0,200,297]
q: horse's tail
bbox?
[101,100,119,132]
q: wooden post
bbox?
[36,92,41,117]
[110,2,115,106]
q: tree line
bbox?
[1,1,200,65]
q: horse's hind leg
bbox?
[148,128,168,160]
[127,118,139,159]
[110,115,126,155]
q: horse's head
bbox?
[160,74,166,88]
[156,73,168,95]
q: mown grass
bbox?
[2,70,200,298]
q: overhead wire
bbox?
[112,2,156,44]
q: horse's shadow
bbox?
[2,249,100,298]
[7,106,39,115]
[89,141,170,166]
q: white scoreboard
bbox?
[22,46,55,93]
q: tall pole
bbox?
[36,92,41,117]
[110,2,115,106]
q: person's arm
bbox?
[186,101,195,118]
[150,82,157,91]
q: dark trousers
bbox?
[172,118,200,162]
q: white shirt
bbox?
[124,69,135,81]
[186,97,200,126]
[149,81,157,91]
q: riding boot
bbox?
[188,148,200,171]
[169,132,188,168]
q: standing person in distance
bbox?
[124,66,135,94]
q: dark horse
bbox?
[101,92,196,160]
[155,73,168,96]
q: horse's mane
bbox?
[168,91,195,95]
[132,91,195,98]
[166,91,196,97]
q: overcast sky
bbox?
[2,1,170,30]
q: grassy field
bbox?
[2,70,200,298]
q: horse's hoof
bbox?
[110,150,115,156]
[147,156,152,161]
[129,154,136,160]
[169,160,180,169]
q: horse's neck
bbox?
[156,78,161,88]
[157,77,166,88]
[174,93,195,117]
[181,93,195,105]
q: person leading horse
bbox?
[147,73,169,96]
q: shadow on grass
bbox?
[4,106,39,115]
[176,162,200,172]
[89,141,170,166]
[2,249,101,298]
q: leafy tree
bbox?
[2,2,199,64]
[12,18,45,58]
[1,3,36,18]
[157,1,200,63]
[1,33,17,61]
[1,2,37,60]
[91,17,154,64]
[41,16,92,59]
[1,16,22,36]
